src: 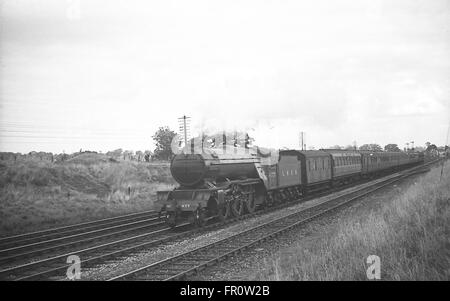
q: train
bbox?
[154,145,424,227]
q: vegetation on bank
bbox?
[0,153,175,236]
[254,161,449,280]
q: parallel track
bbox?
[0,223,191,281]
[0,210,159,248]
[109,165,431,281]
[0,215,167,266]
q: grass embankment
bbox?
[254,161,450,280]
[0,153,175,236]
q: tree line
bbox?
[1,126,447,163]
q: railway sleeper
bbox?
[183,255,216,262]
[168,261,201,266]
[217,246,241,252]
[163,267,193,273]
[139,274,169,281]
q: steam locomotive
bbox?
[154,145,423,227]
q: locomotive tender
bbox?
[155,145,424,227]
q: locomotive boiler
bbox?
[170,150,260,188]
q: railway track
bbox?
[109,165,430,281]
[0,222,194,281]
[0,161,438,281]
[0,210,159,249]
[0,215,167,267]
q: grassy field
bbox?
[253,161,450,280]
[0,153,175,236]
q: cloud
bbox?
[1,0,449,152]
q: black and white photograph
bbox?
[0,0,449,287]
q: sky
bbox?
[0,0,449,153]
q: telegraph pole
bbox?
[178,115,191,148]
[300,131,306,151]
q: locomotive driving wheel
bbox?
[228,184,245,217]
[217,202,232,221]
[231,198,245,217]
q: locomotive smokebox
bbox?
[170,149,261,187]
[170,154,207,187]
